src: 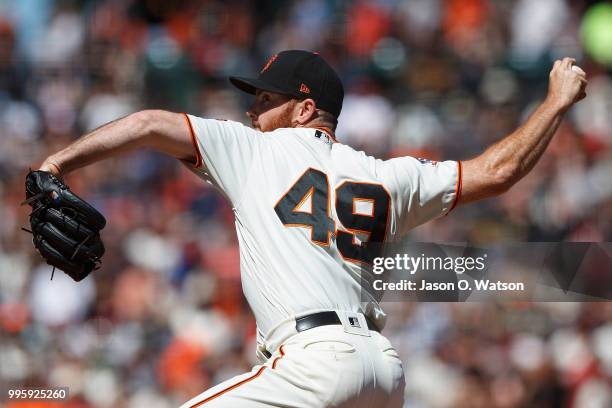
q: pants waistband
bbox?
[296,311,380,333]
[259,310,379,359]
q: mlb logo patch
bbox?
[416,158,438,166]
[340,312,370,337]
[314,130,333,145]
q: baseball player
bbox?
[34,51,586,407]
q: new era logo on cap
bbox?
[299,83,310,94]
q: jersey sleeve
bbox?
[379,157,461,236]
[184,113,262,206]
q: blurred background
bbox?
[1,0,611,407]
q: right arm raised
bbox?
[39,110,196,176]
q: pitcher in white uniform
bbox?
[37,50,587,407]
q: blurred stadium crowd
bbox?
[1,0,611,407]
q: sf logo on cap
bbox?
[261,54,278,73]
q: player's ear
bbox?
[293,98,317,125]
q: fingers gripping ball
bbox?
[572,65,586,75]
[23,170,106,281]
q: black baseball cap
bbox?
[230,50,344,118]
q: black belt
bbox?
[262,311,379,358]
[295,311,380,333]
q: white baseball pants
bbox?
[179,324,405,408]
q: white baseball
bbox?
[572,65,586,75]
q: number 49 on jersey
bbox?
[274,168,390,265]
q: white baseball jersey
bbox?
[184,114,460,338]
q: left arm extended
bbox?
[459,57,587,204]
